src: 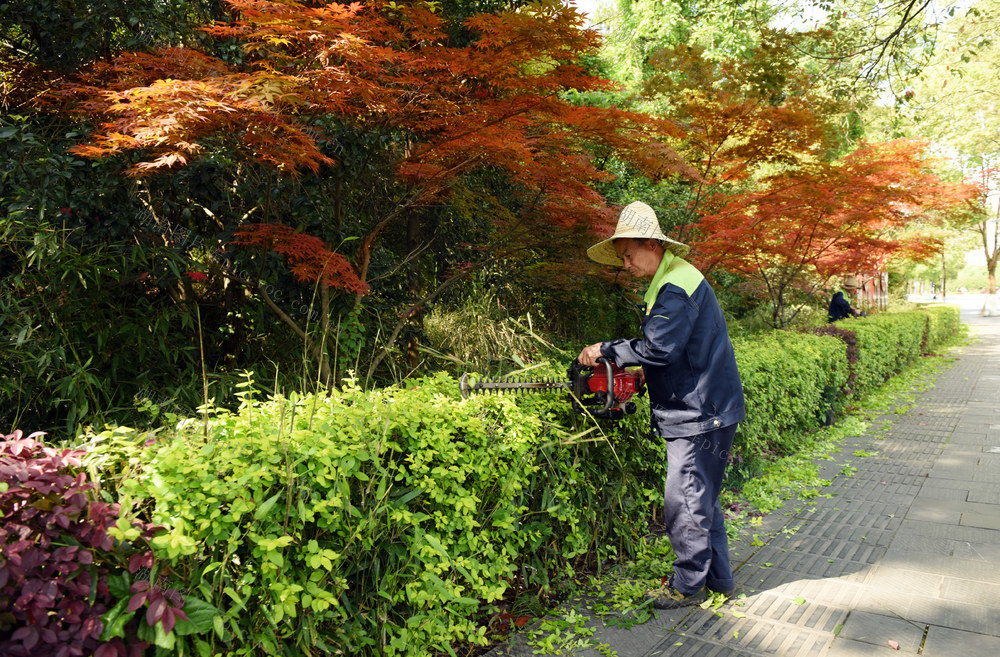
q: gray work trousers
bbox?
[663,423,738,595]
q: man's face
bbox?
[614,238,663,279]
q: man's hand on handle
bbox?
[577,343,604,367]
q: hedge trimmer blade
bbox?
[459,373,570,399]
[460,359,644,421]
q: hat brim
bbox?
[586,236,690,267]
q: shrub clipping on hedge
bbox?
[10,304,962,657]
[81,371,664,656]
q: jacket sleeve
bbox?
[599,285,697,368]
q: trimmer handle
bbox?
[594,357,616,416]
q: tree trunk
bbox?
[978,202,999,315]
[404,211,422,371]
[990,202,1000,296]
[941,251,946,302]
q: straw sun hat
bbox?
[842,275,861,291]
[586,201,689,267]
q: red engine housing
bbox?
[586,363,641,401]
[569,358,645,420]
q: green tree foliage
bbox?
[770,0,972,98]
[867,0,1000,292]
[82,371,663,655]
[0,0,214,72]
[597,0,781,84]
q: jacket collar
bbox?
[643,250,676,313]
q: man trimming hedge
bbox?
[577,201,746,609]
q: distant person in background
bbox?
[828,290,861,322]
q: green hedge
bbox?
[837,306,959,396]
[84,371,663,657]
[79,306,961,656]
[732,330,848,459]
[707,305,961,474]
[847,313,922,395]
[922,305,963,351]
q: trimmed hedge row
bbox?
[732,305,961,459]
[922,304,964,353]
[4,305,962,657]
[835,306,960,397]
[78,372,663,657]
[732,330,849,459]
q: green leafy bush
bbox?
[846,309,951,396]
[732,331,848,460]
[921,305,963,351]
[83,370,662,656]
[731,307,961,464]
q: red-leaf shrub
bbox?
[0,430,180,657]
[812,324,859,395]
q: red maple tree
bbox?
[54,1,694,268]
[49,0,696,382]
[639,35,839,240]
[233,223,368,295]
[690,139,980,326]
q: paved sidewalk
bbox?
[491,306,1000,656]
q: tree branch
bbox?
[364,264,481,382]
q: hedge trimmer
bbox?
[459,358,645,420]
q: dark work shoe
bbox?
[645,583,706,610]
[706,583,736,596]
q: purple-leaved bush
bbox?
[812,324,859,395]
[1,430,184,657]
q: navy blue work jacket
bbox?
[600,252,745,438]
